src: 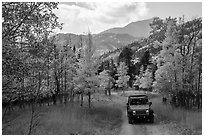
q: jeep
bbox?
[126,94,154,124]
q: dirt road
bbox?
[118,91,180,135]
[120,106,177,135]
[104,91,200,135]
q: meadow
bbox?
[151,96,202,134]
[2,91,202,135]
[2,95,123,135]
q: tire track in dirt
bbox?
[120,108,178,135]
[120,107,146,135]
[118,92,179,135]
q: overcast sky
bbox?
[53,2,202,34]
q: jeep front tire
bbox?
[149,117,154,123]
[128,117,133,124]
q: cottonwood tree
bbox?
[99,70,113,96]
[153,17,202,108]
[2,2,62,106]
[115,62,130,91]
[2,2,62,134]
[74,32,100,108]
[139,68,153,90]
[153,20,179,92]
[133,75,140,89]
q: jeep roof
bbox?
[128,94,148,99]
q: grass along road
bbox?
[119,90,202,135]
[119,93,178,135]
[2,90,202,135]
[3,95,123,135]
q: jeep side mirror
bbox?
[126,103,128,106]
[149,102,152,106]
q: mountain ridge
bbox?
[53,17,154,56]
[100,18,154,38]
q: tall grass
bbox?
[120,90,202,132]
[2,101,123,135]
[151,97,202,130]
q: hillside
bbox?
[52,18,155,56]
[100,18,154,38]
[93,33,139,55]
[53,32,139,56]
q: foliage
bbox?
[149,16,177,43]
[115,62,130,89]
[139,68,153,90]
[153,17,202,108]
[99,70,112,92]
[140,50,151,71]
[133,75,140,89]
[2,2,62,104]
[74,32,100,107]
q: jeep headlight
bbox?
[133,110,136,113]
[146,110,149,113]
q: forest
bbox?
[2,2,202,135]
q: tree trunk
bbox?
[64,94,67,104]
[28,71,41,135]
[52,93,56,105]
[197,64,201,109]
[108,79,111,96]
[105,89,108,95]
[28,102,34,135]
[80,92,83,107]
[47,55,50,106]
[60,60,63,104]
[88,92,91,108]
[64,70,67,101]
[47,95,50,106]
[54,70,60,105]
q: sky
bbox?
[53,2,202,34]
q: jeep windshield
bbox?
[129,98,148,105]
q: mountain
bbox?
[53,32,139,56]
[100,18,153,38]
[53,18,154,56]
[93,33,139,55]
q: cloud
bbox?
[54,2,149,34]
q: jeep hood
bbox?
[129,105,149,110]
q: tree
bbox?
[115,62,130,90]
[2,2,62,134]
[118,47,135,87]
[149,16,177,43]
[118,47,133,66]
[139,68,153,90]
[133,75,140,89]
[99,70,113,96]
[140,50,151,71]
[153,20,182,93]
[153,17,202,108]
[2,2,62,105]
[74,32,100,108]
